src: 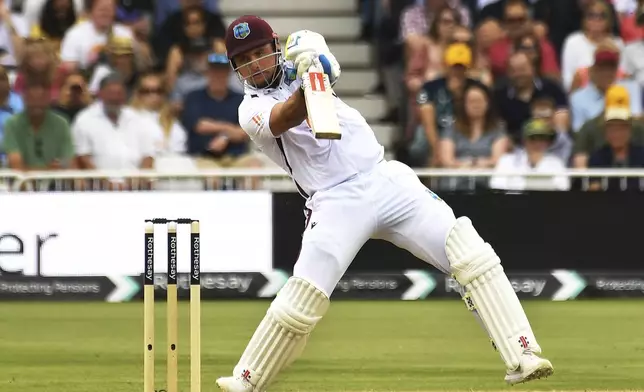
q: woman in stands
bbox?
[438,82,508,191]
[561,0,624,91]
[30,0,78,55]
[13,38,66,101]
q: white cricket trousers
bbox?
[293,160,457,297]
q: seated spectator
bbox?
[573,84,644,167]
[473,19,503,74]
[0,65,24,162]
[13,38,65,101]
[88,36,140,97]
[0,0,28,67]
[570,40,628,93]
[53,70,92,122]
[153,0,225,66]
[414,42,486,167]
[420,5,463,82]
[490,119,570,191]
[561,0,624,91]
[487,0,559,81]
[621,23,644,86]
[439,82,508,190]
[530,96,573,163]
[72,73,155,189]
[24,0,84,34]
[2,80,75,172]
[512,31,560,82]
[570,46,642,132]
[29,0,78,55]
[154,0,220,29]
[169,37,210,110]
[60,0,133,71]
[180,53,260,170]
[494,52,569,145]
[451,26,492,86]
[400,0,470,43]
[115,7,154,70]
[129,71,201,190]
[588,100,644,191]
[165,5,218,90]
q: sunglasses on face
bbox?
[505,15,527,24]
[587,11,607,20]
[139,87,164,95]
[518,44,536,51]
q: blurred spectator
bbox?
[153,0,225,67]
[533,0,621,60]
[494,52,569,145]
[2,80,74,171]
[588,97,644,190]
[0,65,24,160]
[13,38,65,101]
[154,0,219,29]
[72,73,155,188]
[401,0,470,43]
[29,0,78,54]
[52,70,91,122]
[60,0,133,70]
[0,0,28,67]
[490,118,570,191]
[180,53,259,170]
[24,0,84,33]
[452,26,492,85]
[438,82,508,190]
[165,6,216,90]
[530,96,573,163]
[115,6,154,69]
[413,43,486,167]
[573,84,644,167]
[512,31,560,81]
[621,25,644,85]
[88,36,139,97]
[561,0,624,91]
[473,18,503,76]
[487,0,559,81]
[423,5,462,81]
[570,40,628,92]
[570,46,641,131]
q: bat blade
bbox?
[302,71,341,140]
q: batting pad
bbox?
[446,217,541,370]
[234,277,329,392]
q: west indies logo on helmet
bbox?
[225,15,283,89]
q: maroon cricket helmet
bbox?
[225,15,278,61]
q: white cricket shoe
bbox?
[216,375,254,392]
[504,350,554,385]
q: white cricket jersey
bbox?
[238,63,384,197]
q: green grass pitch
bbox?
[1,300,643,391]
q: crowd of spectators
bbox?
[362,0,644,191]
[0,0,263,190]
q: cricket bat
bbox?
[302,65,342,140]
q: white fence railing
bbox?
[2,168,644,192]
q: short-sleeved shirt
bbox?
[574,116,644,156]
[72,103,156,169]
[417,77,487,138]
[2,111,74,168]
[621,41,644,86]
[238,62,384,197]
[494,77,568,142]
[60,21,133,69]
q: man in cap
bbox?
[216,15,553,392]
[414,42,488,167]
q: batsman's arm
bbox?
[268,88,308,137]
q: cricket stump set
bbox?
[144,219,201,392]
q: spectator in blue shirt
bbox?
[0,66,24,167]
[570,47,642,132]
[180,52,262,171]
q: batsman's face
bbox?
[233,43,280,88]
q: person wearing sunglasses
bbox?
[561,0,624,91]
[490,118,570,191]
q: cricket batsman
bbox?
[217,15,554,391]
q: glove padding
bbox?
[284,30,341,86]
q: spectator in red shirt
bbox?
[486,0,560,80]
[13,39,65,102]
